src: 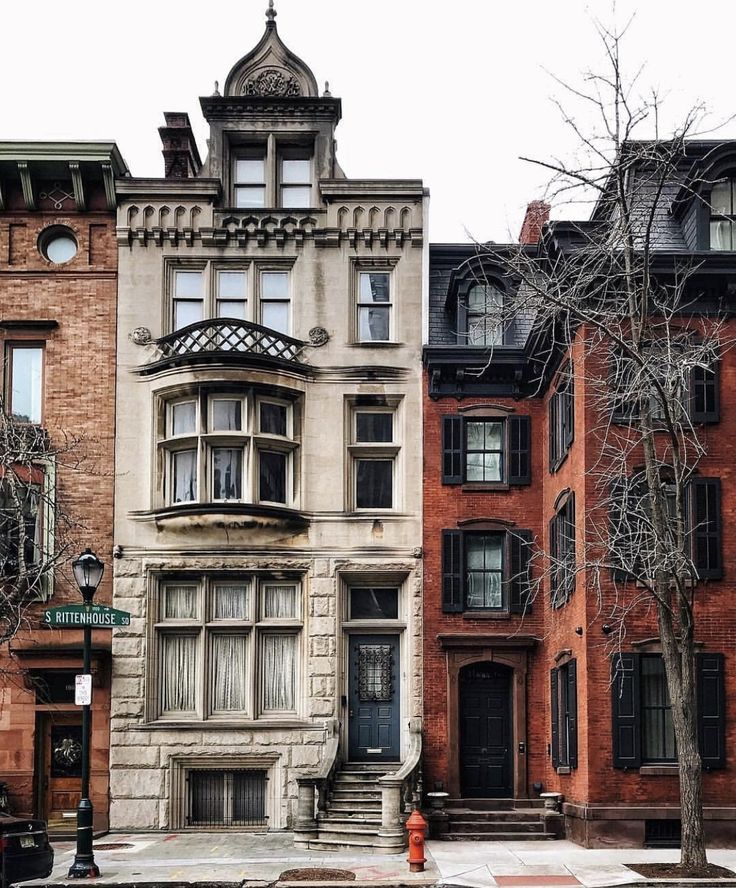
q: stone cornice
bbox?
[320,179,426,200]
[0,141,128,176]
[115,178,221,200]
[200,95,342,123]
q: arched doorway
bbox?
[459,661,513,798]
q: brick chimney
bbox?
[158,112,202,179]
[519,200,550,245]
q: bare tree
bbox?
[480,22,729,872]
[0,405,82,645]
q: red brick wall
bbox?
[0,184,117,826]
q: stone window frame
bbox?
[351,257,400,346]
[148,573,304,725]
[344,394,403,514]
[227,133,315,211]
[155,385,299,511]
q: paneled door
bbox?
[459,662,513,797]
[42,714,83,830]
[348,635,400,761]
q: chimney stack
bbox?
[158,112,202,179]
[519,200,550,245]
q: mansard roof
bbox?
[223,1,319,99]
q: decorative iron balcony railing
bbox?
[143,319,307,373]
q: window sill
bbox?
[556,766,571,775]
[461,483,510,493]
[462,611,511,620]
[550,451,570,475]
[639,765,678,776]
[349,341,403,348]
[143,719,315,730]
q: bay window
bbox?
[159,388,297,510]
[154,576,302,721]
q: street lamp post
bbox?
[67,549,104,880]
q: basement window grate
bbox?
[186,768,268,828]
[644,819,681,848]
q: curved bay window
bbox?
[710,177,736,250]
[158,388,298,510]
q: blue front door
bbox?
[348,634,400,761]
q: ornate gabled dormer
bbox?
[223,1,318,99]
[199,1,343,202]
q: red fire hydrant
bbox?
[406,808,428,872]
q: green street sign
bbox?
[43,604,131,628]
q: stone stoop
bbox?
[441,798,558,841]
[308,762,400,852]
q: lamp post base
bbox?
[68,797,99,879]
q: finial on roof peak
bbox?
[323,81,331,97]
[212,80,221,96]
[266,0,276,24]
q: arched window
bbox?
[710,178,736,250]
[465,284,504,346]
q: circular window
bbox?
[39,227,78,264]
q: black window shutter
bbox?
[550,668,559,768]
[442,529,464,612]
[442,416,463,485]
[549,514,558,606]
[697,653,725,769]
[508,529,533,614]
[689,363,720,424]
[548,396,557,470]
[688,477,723,580]
[609,478,631,582]
[508,415,531,485]
[611,653,641,769]
[567,660,578,769]
[563,375,575,451]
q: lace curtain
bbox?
[164,584,197,619]
[213,583,250,620]
[211,634,247,712]
[261,634,296,711]
[161,634,197,712]
[263,584,297,618]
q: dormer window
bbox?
[231,142,314,210]
[234,153,267,209]
[465,284,504,346]
[710,177,736,250]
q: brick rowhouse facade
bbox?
[0,143,127,833]
[424,154,736,847]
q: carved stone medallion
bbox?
[308,326,329,347]
[244,68,301,97]
[130,327,152,345]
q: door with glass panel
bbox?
[348,631,400,762]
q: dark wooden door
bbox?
[459,662,512,797]
[42,714,83,829]
[348,635,400,761]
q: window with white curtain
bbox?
[154,576,301,720]
[159,388,297,509]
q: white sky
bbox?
[2,0,735,242]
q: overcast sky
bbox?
[2,0,735,242]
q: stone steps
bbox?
[442,830,556,842]
[439,798,558,842]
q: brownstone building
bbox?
[424,151,736,847]
[0,142,127,833]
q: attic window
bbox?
[710,178,736,251]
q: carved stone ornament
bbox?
[308,326,329,347]
[244,68,301,97]
[53,736,82,768]
[130,326,152,345]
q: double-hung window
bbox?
[279,151,312,208]
[234,153,267,209]
[710,178,736,250]
[549,365,574,472]
[357,272,392,342]
[612,652,726,769]
[159,389,296,509]
[550,492,576,607]
[350,407,398,510]
[154,576,302,720]
[551,660,578,771]
[259,271,290,335]
[441,527,534,614]
[442,413,531,486]
[464,284,504,346]
[5,343,44,425]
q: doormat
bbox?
[279,869,356,881]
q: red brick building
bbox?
[424,151,736,847]
[0,142,127,833]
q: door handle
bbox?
[481,748,487,754]
[349,709,354,717]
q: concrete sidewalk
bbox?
[26,833,736,888]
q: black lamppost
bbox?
[68,549,104,880]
